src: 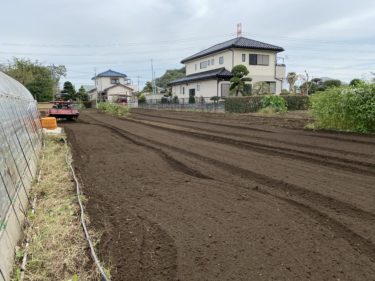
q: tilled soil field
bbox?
[63,109,375,281]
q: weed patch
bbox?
[98,102,129,117]
[310,84,375,133]
[11,136,98,281]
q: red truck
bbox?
[48,101,79,120]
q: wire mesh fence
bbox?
[138,97,225,112]
[0,71,42,280]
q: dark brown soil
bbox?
[63,109,375,281]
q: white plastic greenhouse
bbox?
[0,71,42,281]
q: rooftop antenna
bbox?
[237,23,242,37]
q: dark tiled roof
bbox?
[92,69,127,80]
[168,68,233,85]
[181,36,284,63]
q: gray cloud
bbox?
[1,0,374,87]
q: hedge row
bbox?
[225,95,309,113]
[282,95,310,110]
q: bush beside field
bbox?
[310,84,375,133]
[225,95,309,113]
[97,102,129,117]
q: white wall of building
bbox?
[94,77,128,92]
[107,85,134,102]
[185,50,233,76]
[183,48,285,94]
[171,79,231,99]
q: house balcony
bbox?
[275,64,286,80]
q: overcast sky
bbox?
[1,0,375,89]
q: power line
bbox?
[0,33,235,48]
[1,32,373,50]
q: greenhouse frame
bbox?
[0,71,42,281]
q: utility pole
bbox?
[305,70,309,96]
[151,59,156,95]
[94,67,98,105]
[50,64,56,100]
[136,75,141,92]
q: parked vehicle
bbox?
[48,101,79,120]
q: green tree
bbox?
[138,94,146,104]
[350,79,365,87]
[77,86,88,101]
[323,79,341,88]
[300,81,319,95]
[229,65,251,96]
[0,58,64,101]
[61,81,76,100]
[142,81,153,93]
[27,76,54,101]
[371,72,375,83]
[155,67,185,89]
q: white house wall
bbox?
[185,50,233,76]
[183,48,284,94]
[172,80,230,99]
[95,77,127,92]
[107,86,133,102]
[233,49,277,77]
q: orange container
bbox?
[41,117,57,130]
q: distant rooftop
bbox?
[92,69,128,80]
[181,36,284,63]
[82,85,96,92]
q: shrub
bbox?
[259,107,278,114]
[225,95,309,113]
[189,95,196,104]
[161,96,169,104]
[283,95,310,110]
[97,102,129,117]
[172,95,179,104]
[225,96,263,113]
[138,94,146,104]
[82,101,92,108]
[210,96,220,103]
[310,84,375,133]
[261,95,287,113]
[350,79,365,87]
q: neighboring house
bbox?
[82,85,96,93]
[89,69,136,103]
[168,36,286,98]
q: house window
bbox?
[197,84,200,91]
[111,78,119,84]
[182,87,185,95]
[258,55,269,65]
[200,61,208,69]
[219,56,224,64]
[195,64,197,70]
[211,59,214,65]
[268,82,276,94]
[208,60,211,66]
[249,54,270,66]
[242,54,246,62]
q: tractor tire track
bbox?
[124,117,375,176]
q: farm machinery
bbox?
[48,101,79,120]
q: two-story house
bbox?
[169,36,286,98]
[89,69,136,102]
